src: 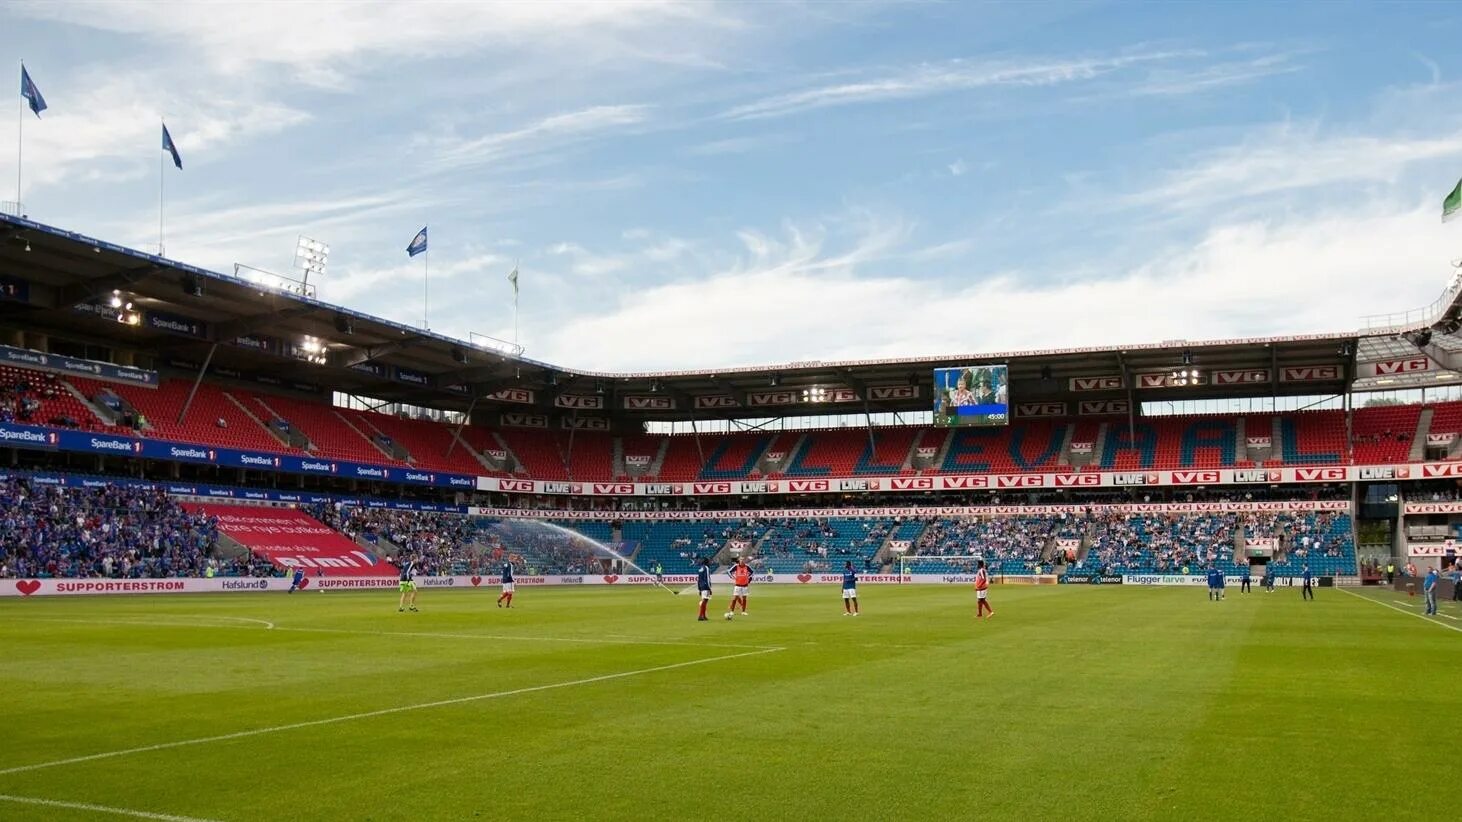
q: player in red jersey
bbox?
[728,557,753,616]
[974,559,994,619]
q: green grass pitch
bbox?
[0,584,1455,821]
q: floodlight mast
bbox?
[294,235,329,291]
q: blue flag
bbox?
[407,226,428,257]
[162,123,182,170]
[20,65,46,118]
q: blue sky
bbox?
[4,1,1462,371]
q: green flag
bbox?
[508,266,518,297]
[1445,178,1462,223]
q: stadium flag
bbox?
[509,264,520,344]
[407,226,429,257]
[1445,179,1462,223]
[19,64,46,117]
[162,122,182,170]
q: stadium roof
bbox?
[3,212,1460,423]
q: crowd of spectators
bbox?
[0,479,223,578]
[309,503,479,575]
[915,515,1054,572]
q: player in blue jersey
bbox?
[695,558,713,621]
[1206,566,1221,602]
[496,560,516,608]
[1423,566,1439,616]
[288,567,305,593]
[1240,565,1251,594]
[1301,565,1314,601]
[841,561,860,616]
[397,557,418,613]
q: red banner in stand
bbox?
[189,504,398,577]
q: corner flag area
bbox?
[0,585,1453,820]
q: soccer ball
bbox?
[724,612,734,620]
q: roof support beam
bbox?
[54,264,168,309]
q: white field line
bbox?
[0,646,782,778]
[1336,587,1462,634]
[0,793,222,821]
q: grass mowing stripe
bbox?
[0,794,221,822]
[0,646,782,778]
[1336,587,1462,634]
[1,616,777,650]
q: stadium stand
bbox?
[251,392,400,464]
[0,479,228,578]
[1,366,107,430]
[310,503,480,574]
[940,422,1065,474]
[1350,404,1421,465]
[80,377,287,453]
[1100,416,1239,470]
[0,346,1441,481]
[1426,400,1462,440]
[338,409,484,475]
[1277,410,1348,465]
[913,515,1056,574]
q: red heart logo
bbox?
[603,574,620,584]
[296,577,310,590]
[470,576,482,587]
[16,579,40,596]
[796,574,812,584]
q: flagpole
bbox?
[158,118,165,256]
[423,247,430,329]
[15,61,23,212]
[513,259,520,346]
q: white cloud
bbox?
[720,49,1198,120]
[525,202,1455,370]
[11,1,743,84]
[432,105,654,170]
[947,159,970,177]
[684,133,798,156]
[1122,52,1303,97]
[1124,123,1462,212]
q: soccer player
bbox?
[1301,564,1314,601]
[974,559,993,618]
[288,567,305,593]
[1206,566,1221,602]
[728,557,752,616]
[841,561,860,616]
[397,556,418,613]
[1240,565,1251,594]
[695,557,713,621]
[1423,566,1439,616]
[1264,567,1276,593]
[496,560,515,608]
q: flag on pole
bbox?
[19,65,46,117]
[407,226,428,257]
[1445,179,1462,224]
[162,122,182,170]
[508,266,518,296]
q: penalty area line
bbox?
[1336,587,1462,634]
[0,646,783,778]
[0,793,221,822]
